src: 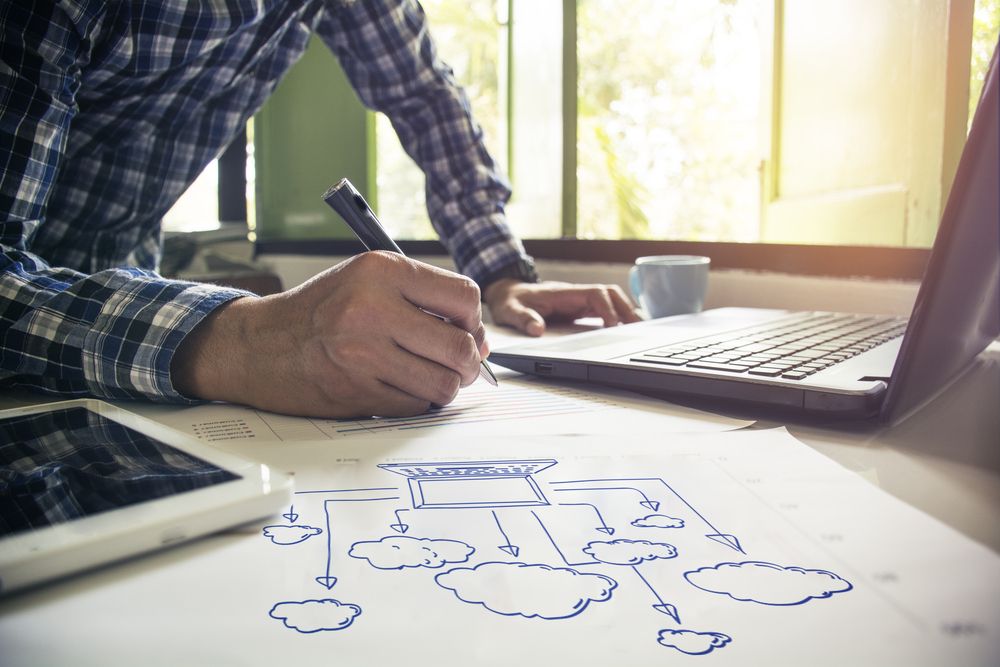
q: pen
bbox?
[322,177,499,387]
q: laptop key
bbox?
[633,356,687,366]
[687,361,750,373]
[748,367,784,376]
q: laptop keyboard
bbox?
[631,312,908,380]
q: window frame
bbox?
[253,237,930,281]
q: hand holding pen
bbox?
[323,177,498,387]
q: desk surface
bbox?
[1,327,997,665]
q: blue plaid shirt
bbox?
[0,0,525,404]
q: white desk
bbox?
[1,330,997,665]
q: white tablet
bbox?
[0,399,293,595]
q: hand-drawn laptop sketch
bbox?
[491,48,999,423]
[378,460,558,509]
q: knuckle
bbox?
[353,249,401,276]
[446,328,479,368]
[335,297,371,325]
[430,370,462,405]
[454,275,481,305]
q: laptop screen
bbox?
[882,45,1000,422]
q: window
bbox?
[575,0,761,242]
[370,0,996,249]
[162,129,250,235]
[251,1,997,277]
[162,159,220,234]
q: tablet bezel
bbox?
[0,398,293,595]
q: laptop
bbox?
[490,49,999,423]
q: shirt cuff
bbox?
[81,278,253,403]
[442,212,536,289]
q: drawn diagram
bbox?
[260,458,854,657]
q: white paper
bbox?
[2,428,997,666]
[129,373,751,446]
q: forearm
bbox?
[170,295,258,402]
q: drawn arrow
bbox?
[530,511,599,567]
[301,491,401,590]
[632,566,680,623]
[558,502,615,535]
[552,486,660,512]
[551,477,744,554]
[282,505,299,523]
[492,510,520,557]
[390,508,410,534]
[315,500,337,590]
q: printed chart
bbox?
[138,376,749,444]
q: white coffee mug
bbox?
[629,255,710,319]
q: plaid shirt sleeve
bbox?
[315,0,534,287]
[0,5,251,402]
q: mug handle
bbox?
[628,265,642,303]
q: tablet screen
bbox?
[0,407,240,537]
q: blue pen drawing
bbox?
[558,502,615,535]
[262,525,322,546]
[264,458,856,658]
[531,510,600,567]
[632,565,681,622]
[578,539,681,620]
[315,495,401,590]
[269,599,362,634]
[657,629,733,656]
[390,508,410,534]
[632,514,685,529]
[379,460,557,509]
[684,561,853,606]
[294,486,398,496]
[551,477,743,554]
[553,485,660,511]
[435,561,618,620]
[583,539,678,565]
[349,535,475,570]
[491,510,520,557]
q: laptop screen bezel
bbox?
[881,45,1000,424]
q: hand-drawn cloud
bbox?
[262,525,322,545]
[435,561,617,620]
[632,514,685,529]
[268,599,361,634]
[657,629,732,655]
[349,535,474,570]
[684,561,853,606]
[582,539,678,565]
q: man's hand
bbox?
[171,252,488,418]
[484,278,641,336]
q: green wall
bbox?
[254,38,373,241]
